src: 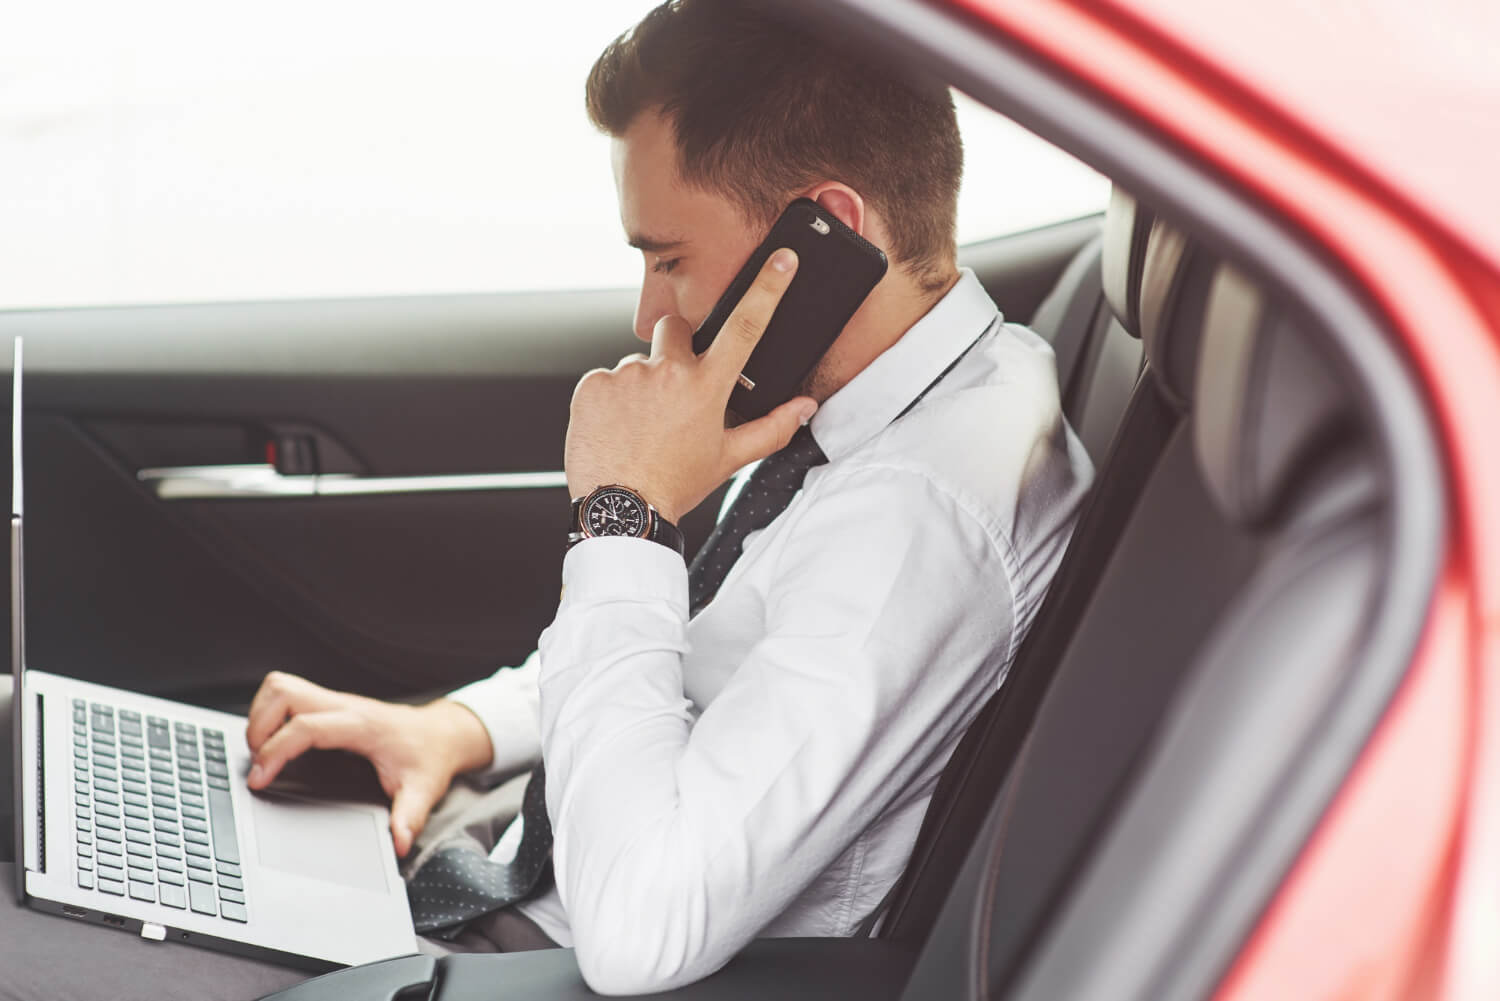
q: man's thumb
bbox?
[728,396,817,467]
[390,784,439,857]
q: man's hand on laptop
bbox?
[244,671,494,857]
[565,248,817,522]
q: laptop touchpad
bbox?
[250,794,389,894]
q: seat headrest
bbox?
[1194,267,1354,526]
[1100,187,1152,338]
[1137,218,1218,405]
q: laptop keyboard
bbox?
[71,700,248,923]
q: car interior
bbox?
[0,1,1444,999]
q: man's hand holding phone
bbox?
[565,248,818,524]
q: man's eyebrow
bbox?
[627,233,686,254]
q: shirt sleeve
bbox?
[536,466,1015,994]
[445,649,544,782]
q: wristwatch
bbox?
[568,484,685,558]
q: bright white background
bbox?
[0,1,1109,311]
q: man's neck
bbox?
[802,265,963,403]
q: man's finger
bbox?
[703,248,798,383]
[390,780,445,858]
[245,672,344,750]
[247,710,366,789]
[649,314,693,361]
[724,395,818,471]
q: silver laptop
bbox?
[9,338,417,969]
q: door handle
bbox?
[136,464,569,500]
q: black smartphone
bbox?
[692,198,887,421]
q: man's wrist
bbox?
[422,698,495,776]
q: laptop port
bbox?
[61,905,87,918]
[102,914,126,927]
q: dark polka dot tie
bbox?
[406,427,827,938]
[688,425,829,616]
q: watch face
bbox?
[581,487,650,539]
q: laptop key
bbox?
[184,829,209,846]
[181,806,206,822]
[124,817,150,833]
[158,856,183,873]
[218,887,245,905]
[125,805,148,820]
[99,877,127,898]
[159,869,185,887]
[76,831,93,845]
[128,881,155,903]
[188,880,217,915]
[217,873,243,891]
[77,854,94,870]
[147,728,171,750]
[126,840,152,858]
[219,901,248,924]
[125,829,151,847]
[75,793,89,808]
[95,802,120,818]
[153,819,179,835]
[186,854,212,871]
[182,818,207,834]
[184,841,210,859]
[158,883,187,909]
[216,861,241,878]
[96,835,123,853]
[128,866,155,884]
[206,777,230,792]
[77,870,95,890]
[156,844,182,860]
[187,867,214,885]
[123,793,148,809]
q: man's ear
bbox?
[804,183,865,237]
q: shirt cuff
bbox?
[447,650,544,783]
[560,536,689,613]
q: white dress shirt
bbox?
[448,268,1092,993]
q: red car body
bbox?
[952,2,1500,999]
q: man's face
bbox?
[613,110,765,342]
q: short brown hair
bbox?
[586,0,963,289]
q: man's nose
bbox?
[633,280,673,342]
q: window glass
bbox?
[0,1,1108,310]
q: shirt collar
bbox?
[809,268,1000,462]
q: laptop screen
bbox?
[10,336,24,900]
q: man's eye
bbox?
[652,258,680,275]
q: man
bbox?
[248,0,1090,991]
[0,1,1090,997]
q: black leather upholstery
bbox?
[897,240,1385,1001]
[878,189,1211,943]
[1029,190,1148,463]
[1099,186,1153,336]
[1194,267,1357,527]
[1137,218,1216,406]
